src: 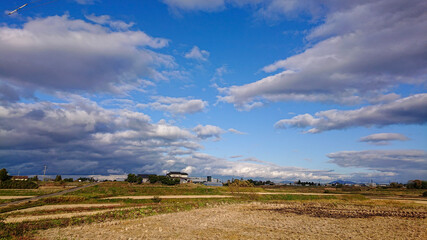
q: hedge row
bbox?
[0,180,39,189]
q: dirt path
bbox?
[105,195,234,199]
[12,203,123,213]
[0,196,36,199]
[371,198,427,205]
[0,182,100,208]
[37,202,427,240]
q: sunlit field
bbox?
[1,182,426,239]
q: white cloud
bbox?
[185,46,210,61]
[85,14,134,30]
[3,97,420,182]
[0,95,201,175]
[0,15,172,95]
[179,152,339,181]
[149,122,195,140]
[275,94,427,133]
[359,133,409,145]
[211,65,229,84]
[193,124,226,140]
[142,96,208,115]
[181,166,195,174]
[220,0,427,108]
[228,128,247,135]
[328,149,427,180]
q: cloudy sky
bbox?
[0,0,426,183]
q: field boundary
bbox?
[0,182,100,208]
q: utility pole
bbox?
[43,165,47,181]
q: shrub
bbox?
[0,180,38,189]
[152,196,162,203]
[423,191,427,197]
[407,180,427,189]
[389,182,403,188]
[229,179,254,187]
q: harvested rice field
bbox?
[37,202,427,240]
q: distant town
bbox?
[1,168,426,190]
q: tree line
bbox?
[0,168,38,189]
[126,174,180,185]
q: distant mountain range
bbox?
[329,180,358,185]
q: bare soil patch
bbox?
[265,202,427,219]
[38,202,427,240]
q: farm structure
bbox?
[167,172,189,184]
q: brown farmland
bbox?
[37,202,427,240]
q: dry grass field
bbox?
[1,182,426,239]
[37,202,427,240]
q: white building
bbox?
[167,172,189,184]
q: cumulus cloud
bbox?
[220,0,427,108]
[328,150,427,180]
[359,133,409,145]
[192,124,226,140]
[178,152,339,181]
[0,15,172,95]
[0,95,200,175]
[185,46,210,61]
[3,96,416,181]
[0,95,347,181]
[275,94,427,133]
[141,96,208,115]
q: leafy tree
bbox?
[54,175,62,182]
[0,168,10,182]
[78,177,95,182]
[30,175,39,181]
[137,176,143,184]
[407,180,425,189]
[389,182,403,188]
[126,174,137,183]
[63,178,74,182]
[148,175,158,184]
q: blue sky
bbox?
[0,0,426,183]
